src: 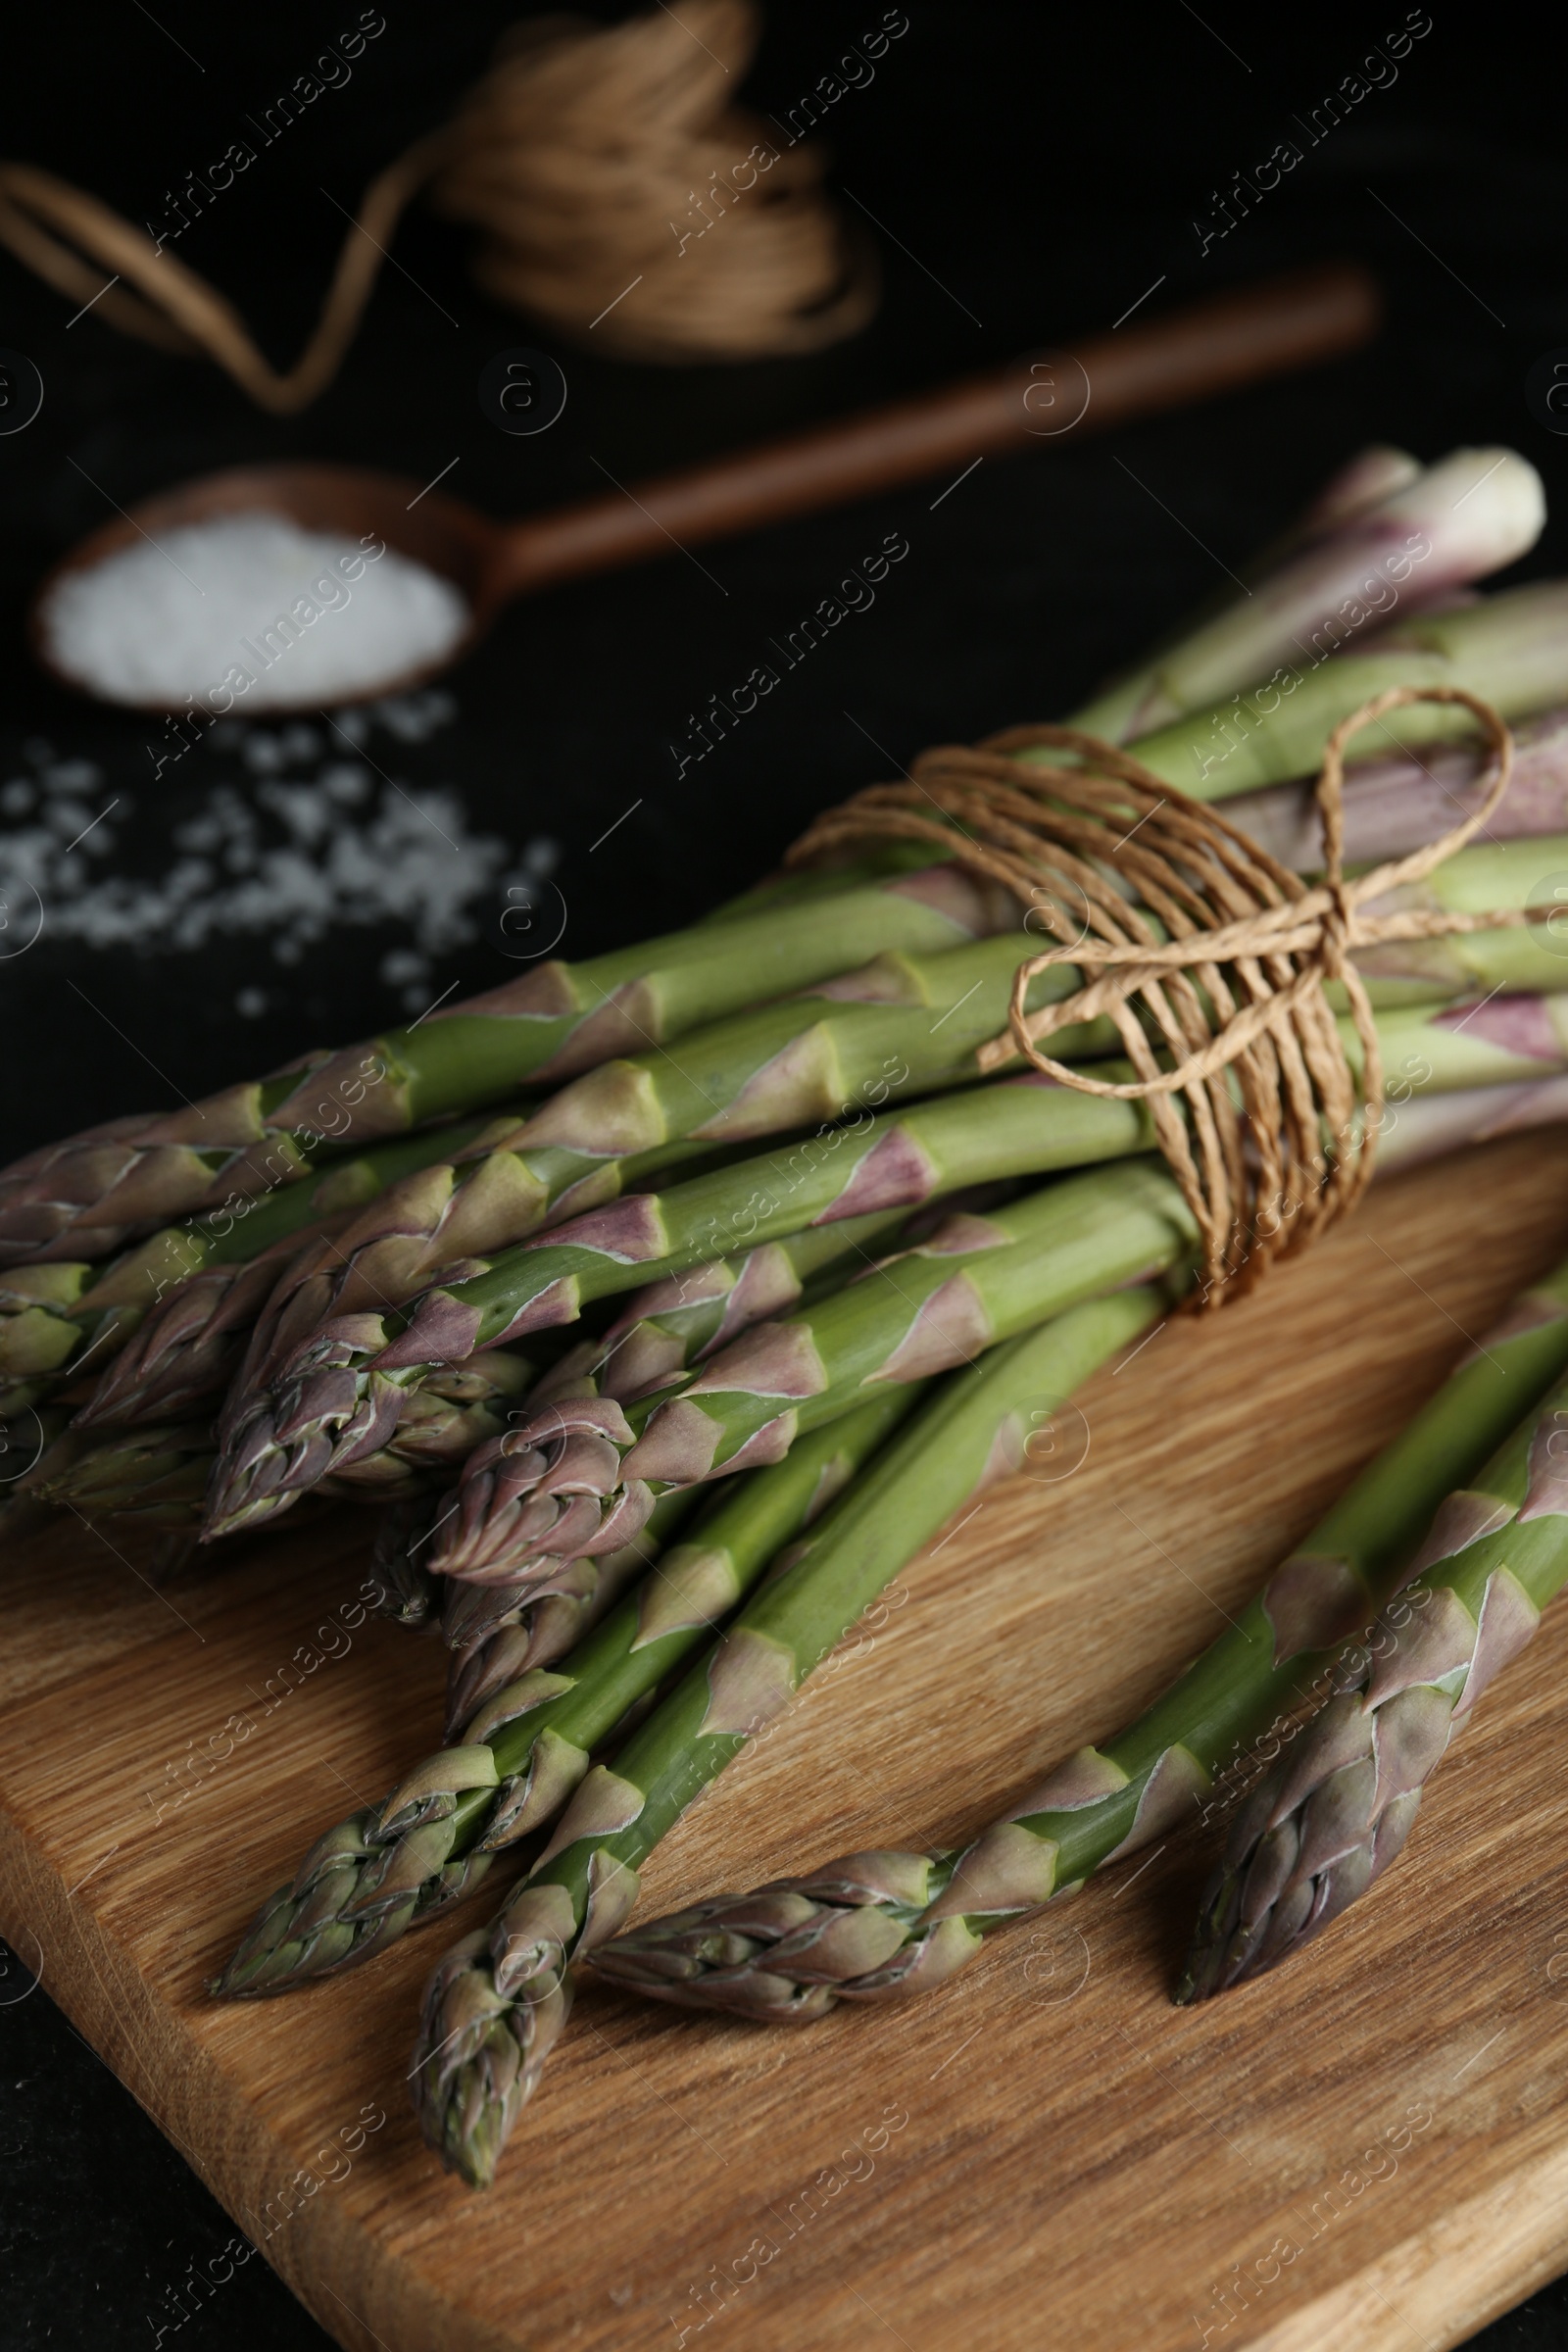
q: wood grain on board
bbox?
[6,1133,1568,2352]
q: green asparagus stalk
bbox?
[208,1491,698,1993]
[203,1072,1162,1538]
[685,450,1449,923]
[439,1506,702,1718]
[1068,447,1544,743]
[201,931,1117,1463]
[1341,994,1568,1094]
[1373,1073,1568,1171]
[408,1293,1161,2183]
[585,1220,906,1404]
[592,1251,1568,2020]
[422,1159,1198,1587]
[1065,446,1420,747]
[23,1348,542,1523]
[1117,581,1568,803]
[203,828,1568,1531]
[1226,705,1568,873]
[0,864,1009,1270]
[206,987,1568,1544]
[212,1396,917,1997]
[1178,1358,1568,1997]
[434,1213,920,1712]
[1348,835,1568,1006]
[0,1112,517,1421]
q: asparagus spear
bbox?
[1348,836,1568,1007]
[209,1491,698,1994]
[410,1292,1161,2183]
[0,865,1007,1270]
[435,1211,918,1714]
[1069,448,1544,743]
[1177,1363,1568,1998]
[592,1251,1568,2019]
[25,1208,907,1537]
[0,1112,515,1420]
[69,1247,310,1431]
[1120,581,1568,802]
[23,1349,542,1523]
[203,1073,1162,1538]
[207,987,1568,1546]
[202,931,1116,1459]
[440,1511,697,1721]
[424,1159,1198,1587]
[23,1420,219,1527]
[212,1397,916,1997]
[1226,705,1568,872]
[1062,447,1422,751]
[1373,1072,1568,1171]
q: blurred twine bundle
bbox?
[0,0,876,412]
[438,2,877,361]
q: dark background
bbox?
[3,3,1567,2344]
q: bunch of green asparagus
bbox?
[9,441,1568,2191]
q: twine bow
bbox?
[790,686,1525,1307]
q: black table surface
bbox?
[4,5,1568,2344]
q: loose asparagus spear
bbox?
[208,1491,698,1995]
[410,1292,1161,2184]
[0,864,1006,1269]
[212,1397,917,1997]
[0,1112,516,1420]
[592,1251,1568,2020]
[1177,1363,1568,1998]
[1069,447,1544,743]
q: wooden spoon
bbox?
[28,263,1378,714]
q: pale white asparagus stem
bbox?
[1071,447,1544,742]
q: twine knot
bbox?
[790,686,1521,1306]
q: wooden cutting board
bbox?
[7,1133,1568,2352]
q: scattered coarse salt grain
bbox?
[0,694,560,1005]
[40,513,469,710]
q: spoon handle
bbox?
[483,263,1378,605]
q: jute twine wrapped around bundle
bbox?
[0,1,873,409]
[790,687,1527,1307]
